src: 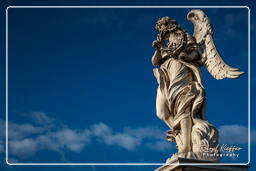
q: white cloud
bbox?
[107,133,140,150]
[146,141,174,151]
[31,112,55,124]
[9,138,38,158]
[90,123,139,150]
[1,111,254,161]
[21,111,55,125]
[0,119,44,140]
[90,123,162,151]
[3,111,254,161]
[5,112,254,161]
[1,114,172,160]
[123,126,163,140]
[7,128,91,158]
[218,125,250,144]
[8,122,44,140]
[36,128,91,153]
[90,122,112,137]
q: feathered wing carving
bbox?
[187,9,244,80]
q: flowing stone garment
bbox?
[157,57,202,127]
[154,53,219,161]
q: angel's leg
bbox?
[179,116,192,153]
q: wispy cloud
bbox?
[1,112,173,161]
[146,141,173,151]
[29,112,55,125]
[90,123,171,151]
[2,112,253,162]
[20,111,55,125]
[218,124,254,144]
[0,119,43,140]
[90,122,140,150]
[2,122,91,158]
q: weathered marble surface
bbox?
[151,9,244,162]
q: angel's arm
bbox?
[178,33,201,62]
[152,49,162,66]
[152,39,163,66]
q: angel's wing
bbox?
[187,9,244,80]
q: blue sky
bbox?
[0,0,255,171]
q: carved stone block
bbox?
[155,158,248,171]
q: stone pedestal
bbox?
[155,158,248,171]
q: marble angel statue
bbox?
[151,9,244,162]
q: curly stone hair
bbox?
[155,16,179,33]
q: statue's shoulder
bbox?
[183,31,197,45]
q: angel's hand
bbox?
[178,52,187,60]
[152,40,162,49]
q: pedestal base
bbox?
[155,158,248,171]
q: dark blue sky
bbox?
[0,0,255,171]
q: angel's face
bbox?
[167,31,183,47]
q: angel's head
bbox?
[155,16,179,33]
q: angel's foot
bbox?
[166,130,177,142]
[179,148,189,153]
[166,129,180,142]
[178,146,191,153]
